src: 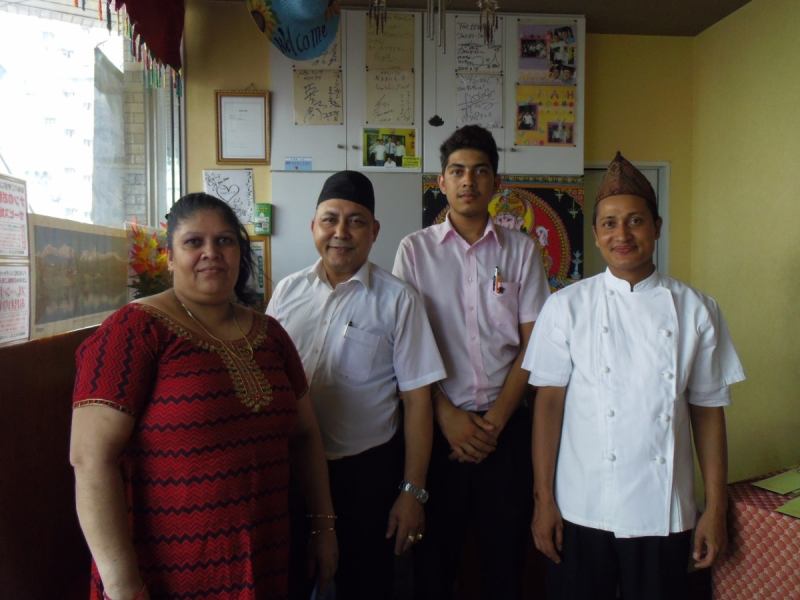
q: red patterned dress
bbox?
[73,303,307,599]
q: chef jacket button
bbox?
[661,329,672,337]
[607,453,616,462]
[662,414,671,423]
[602,366,610,374]
[607,409,615,418]
[656,456,666,464]
[663,371,674,380]
[602,325,609,333]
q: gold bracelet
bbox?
[306,513,337,519]
[310,527,336,536]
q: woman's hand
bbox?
[307,528,338,594]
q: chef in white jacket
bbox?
[523,152,745,600]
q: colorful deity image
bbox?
[422,175,584,290]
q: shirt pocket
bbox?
[482,280,521,339]
[338,325,381,383]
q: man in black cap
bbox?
[267,170,446,600]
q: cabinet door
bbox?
[269,13,348,172]
[345,10,423,172]
[423,13,507,174]
[502,15,585,175]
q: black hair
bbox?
[439,125,499,174]
[166,192,258,306]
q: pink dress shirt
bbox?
[393,216,550,411]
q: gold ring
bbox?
[416,532,424,541]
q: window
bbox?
[0,5,183,228]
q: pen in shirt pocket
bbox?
[493,266,505,294]
[343,320,353,336]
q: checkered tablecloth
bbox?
[712,480,800,599]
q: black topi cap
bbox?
[317,170,375,215]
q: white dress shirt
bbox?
[267,260,446,459]
[523,268,746,537]
[393,216,550,411]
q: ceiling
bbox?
[223,0,752,36]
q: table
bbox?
[712,480,800,599]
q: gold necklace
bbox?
[178,298,255,358]
[174,292,272,412]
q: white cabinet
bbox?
[270,10,423,173]
[422,13,585,175]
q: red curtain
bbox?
[115,0,185,70]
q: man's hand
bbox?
[532,496,563,564]
[439,405,498,463]
[693,508,727,568]
[307,529,338,594]
[385,492,425,555]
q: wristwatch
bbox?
[398,480,429,505]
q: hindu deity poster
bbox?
[422,174,584,290]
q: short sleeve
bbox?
[73,304,160,415]
[267,316,308,399]
[392,286,447,391]
[687,299,746,404]
[391,237,416,288]
[517,239,551,324]
[522,293,572,387]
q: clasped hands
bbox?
[438,402,501,464]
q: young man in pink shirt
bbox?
[393,125,550,600]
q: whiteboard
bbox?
[269,171,424,286]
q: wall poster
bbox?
[515,84,576,146]
[28,215,127,339]
[0,264,30,345]
[422,174,584,290]
[202,169,256,224]
[517,22,577,84]
[0,174,29,258]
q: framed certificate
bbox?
[215,90,270,164]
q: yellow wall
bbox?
[184,0,272,200]
[584,34,694,280]
[692,0,800,480]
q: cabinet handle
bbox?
[336,144,346,149]
[351,145,360,150]
[497,147,504,152]
[509,147,519,152]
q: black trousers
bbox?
[289,433,403,600]
[413,408,533,600]
[329,432,404,600]
[546,521,692,600]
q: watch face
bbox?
[418,489,429,503]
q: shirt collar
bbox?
[438,213,502,248]
[603,267,661,293]
[308,258,372,290]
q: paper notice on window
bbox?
[456,74,502,128]
[366,13,415,70]
[365,69,414,125]
[0,175,28,258]
[0,264,29,345]
[293,69,344,125]
[455,17,503,73]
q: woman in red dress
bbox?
[70,193,337,600]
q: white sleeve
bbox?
[522,293,572,387]
[687,298,745,397]
[518,241,551,324]
[392,286,446,391]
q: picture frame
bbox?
[249,235,272,311]
[215,90,270,164]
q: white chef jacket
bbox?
[267,260,446,459]
[523,269,745,537]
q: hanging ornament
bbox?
[368,0,388,34]
[477,0,499,45]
